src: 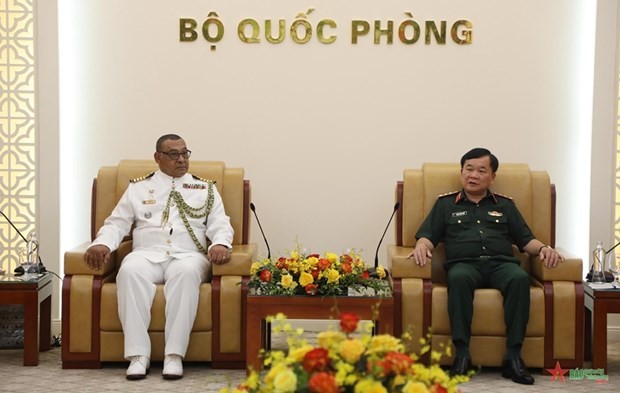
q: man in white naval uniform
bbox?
[84,134,233,380]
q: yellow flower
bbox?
[354,379,388,393]
[288,260,300,274]
[290,250,301,260]
[339,338,365,363]
[325,252,338,263]
[367,334,402,354]
[391,374,406,387]
[317,330,346,349]
[245,371,260,389]
[299,272,314,287]
[273,368,297,392]
[326,268,340,283]
[288,344,314,362]
[335,361,357,385]
[402,381,429,393]
[281,274,294,289]
[306,256,319,267]
[265,362,288,385]
[250,262,261,275]
[376,264,386,278]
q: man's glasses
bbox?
[158,150,191,160]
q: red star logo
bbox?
[547,360,569,382]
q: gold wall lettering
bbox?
[180,10,473,48]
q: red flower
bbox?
[317,258,331,271]
[308,253,321,258]
[341,262,353,274]
[259,270,272,282]
[305,283,319,295]
[340,254,353,263]
[367,352,413,377]
[303,348,330,373]
[276,257,288,270]
[339,312,360,334]
[367,358,387,377]
[361,270,370,280]
[311,269,320,279]
[234,384,251,392]
[308,371,338,393]
[431,384,448,393]
[383,351,413,375]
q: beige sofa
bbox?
[387,163,583,370]
[61,160,257,369]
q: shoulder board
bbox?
[438,190,459,198]
[129,172,155,183]
[191,175,216,184]
[493,192,513,200]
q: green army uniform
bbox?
[415,189,535,356]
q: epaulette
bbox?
[130,172,155,183]
[438,190,459,198]
[493,192,513,200]
[192,174,216,184]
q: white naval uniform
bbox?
[91,170,233,359]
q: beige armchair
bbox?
[61,160,257,369]
[387,163,583,370]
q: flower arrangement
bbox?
[221,313,467,393]
[248,246,391,297]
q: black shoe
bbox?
[450,355,473,377]
[501,357,535,385]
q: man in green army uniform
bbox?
[408,148,563,385]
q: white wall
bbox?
[36,0,61,331]
[55,0,596,256]
[37,0,617,329]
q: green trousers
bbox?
[446,258,530,350]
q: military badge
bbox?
[183,183,207,189]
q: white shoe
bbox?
[163,354,183,380]
[126,355,150,380]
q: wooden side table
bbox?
[245,295,393,373]
[584,282,620,373]
[0,273,53,366]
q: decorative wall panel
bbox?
[0,0,36,273]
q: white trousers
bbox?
[116,253,209,359]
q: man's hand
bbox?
[407,238,433,267]
[540,246,563,268]
[208,244,231,265]
[84,244,111,271]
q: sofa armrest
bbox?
[529,247,583,282]
[387,245,431,279]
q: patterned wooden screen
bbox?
[0,0,36,273]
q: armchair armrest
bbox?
[387,245,431,279]
[212,243,257,276]
[530,247,583,282]
[64,242,117,276]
